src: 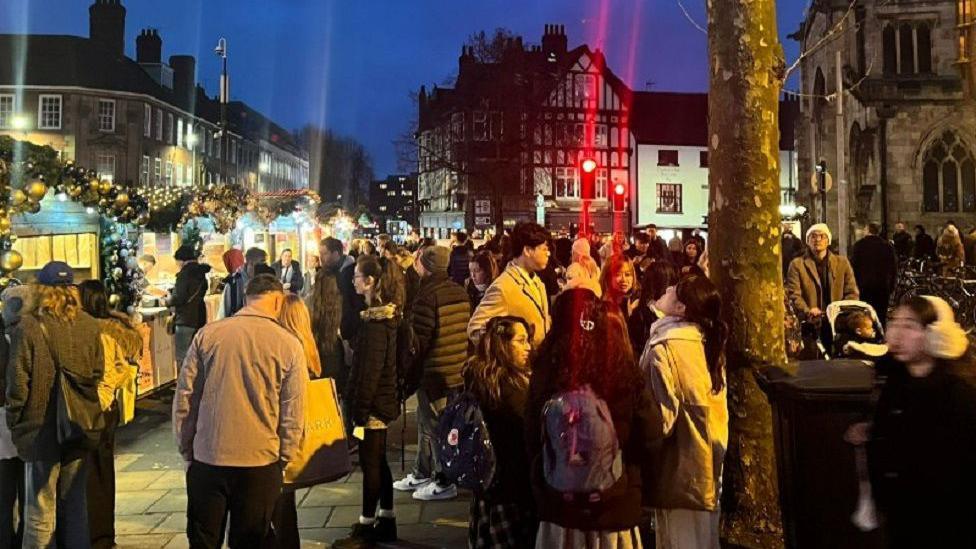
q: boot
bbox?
[332,522,377,548]
[374,516,398,543]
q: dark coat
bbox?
[892,231,914,259]
[406,274,471,400]
[781,234,804,278]
[219,270,246,318]
[337,255,365,342]
[272,260,304,293]
[447,246,472,286]
[526,377,662,532]
[786,250,859,319]
[868,358,976,547]
[169,262,211,328]
[465,278,487,308]
[5,313,104,460]
[648,237,670,262]
[346,306,400,425]
[850,234,898,294]
[914,232,936,260]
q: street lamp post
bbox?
[186,128,198,188]
[214,38,228,184]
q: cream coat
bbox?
[640,317,728,512]
[467,262,551,347]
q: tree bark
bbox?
[707,0,788,547]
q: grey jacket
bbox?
[5,313,104,461]
[173,306,308,467]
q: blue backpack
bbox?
[436,392,496,492]
[541,384,623,499]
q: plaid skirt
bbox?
[535,521,643,549]
[468,497,538,549]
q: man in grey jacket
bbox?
[173,274,308,548]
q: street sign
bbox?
[475,216,492,226]
[810,172,833,193]
[474,200,491,215]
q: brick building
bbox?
[369,174,418,237]
[793,0,976,251]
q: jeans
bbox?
[360,429,393,517]
[23,453,90,549]
[174,325,198,370]
[0,457,24,549]
[87,406,119,549]
[412,388,450,481]
[186,461,282,549]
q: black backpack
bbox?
[435,392,496,492]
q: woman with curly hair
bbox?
[526,288,663,548]
[465,316,537,547]
[600,254,640,322]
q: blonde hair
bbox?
[278,293,322,378]
[33,284,81,323]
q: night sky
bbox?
[1,0,805,177]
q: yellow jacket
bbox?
[96,318,140,412]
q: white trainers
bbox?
[392,473,431,492]
[412,482,458,501]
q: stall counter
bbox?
[135,307,177,397]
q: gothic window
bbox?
[883,26,897,75]
[899,23,916,74]
[921,131,976,212]
[884,22,934,75]
[917,24,932,73]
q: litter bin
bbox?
[756,360,885,549]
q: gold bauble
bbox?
[89,178,100,192]
[113,192,130,209]
[0,250,23,273]
[135,212,150,226]
[98,180,114,195]
[98,198,109,208]
[108,294,121,307]
[26,180,47,202]
[10,189,27,207]
[0,217,11,234]
[68,185,84,198]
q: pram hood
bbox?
[825,300,884,337]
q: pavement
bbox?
[112,392,470,548]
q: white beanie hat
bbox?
[806,223,832,245]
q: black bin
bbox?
[756,360,885,549]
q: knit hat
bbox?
[37,261,73,286]
[222,248,245,273]
[805,223,832,244]
[174,244,198,261]
[420,245,450,274]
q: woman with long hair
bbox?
[465,316,538,547]
[600,254,640,322]
[272,294,322,549]
[629,261,679,357]
[6,262,104,547]
[335,255,404,547]
[465,250,499,307]
[527,288,663,548]
[78,280,141,549]
[640,275,728,548]
[308,262,343,383]
[845,296,976,547]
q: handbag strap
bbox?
[37,321,62,374]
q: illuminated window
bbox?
[657,183,682,213]
[38,95,61,129]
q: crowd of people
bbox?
[0,215,973,548]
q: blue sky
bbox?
[1,0,807,176]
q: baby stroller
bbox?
[824,300,888,361]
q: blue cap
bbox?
[37,261,73,286]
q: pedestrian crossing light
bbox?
[612,181,627,212]
[580,158,597,200]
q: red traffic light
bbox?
[613,182,626,195]
[581,158,597,173]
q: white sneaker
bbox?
[393,473,431,492]
[412,482,458,501]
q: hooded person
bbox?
[216,249,245,320]
[167,245,211,368]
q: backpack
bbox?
[541,384,623,499]
[435,392,496,492]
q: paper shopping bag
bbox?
[283,378,352,489]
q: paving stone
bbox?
[162,534,190,549]
[116,489,169,515]
[115,513,167,535]
[116,470,166,491]
[395,522,469,547]
[116,533,175,548]
[115,453,143,472]
[146,491,188,513]
[296,527,347,546]
[297,506,331,529]
[395,502,422,525]
[301,484,360,507]
[151,512,187,534]
[146,470,186,490]
[420,500,471,527]
[325,505,360,528]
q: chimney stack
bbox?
[170,55,197,111]
[136,29,162,63]
[542,23,568,58]
[89,0,126,58]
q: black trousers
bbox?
[186,461,282,549]
[270,491,299,549]
[0,456,24,549]
[87,406,119,549]
[360,429,393,517]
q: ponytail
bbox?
[356,255,406,310]
[676,275,728,393]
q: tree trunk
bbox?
[707,0,788,547]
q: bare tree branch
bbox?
[676,0,707,35]
[782,0,857,83]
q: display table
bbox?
[135,307,176,398]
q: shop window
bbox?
[657,183,682,213]
[658,150,679,167]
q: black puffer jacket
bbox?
[169,262,211,328]
[345,304,401,425]
[406,274,471,400]
[448,246,472,286]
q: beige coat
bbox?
[786,250,859,319]
[640,317,728,511]
[467,262,551,347]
